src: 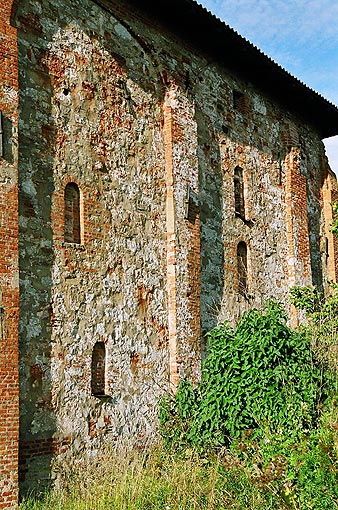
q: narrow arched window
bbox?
[237,241,248,295]
[234,166,245,218]
[91,342,106,396]
[64,182,81,243]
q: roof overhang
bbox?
[96,0,338,139]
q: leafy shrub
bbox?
[290,285,338,371]
[227,396,338,510]
[161,301,326,448]
[331,202,338,236]
[20,408,338,510]
[289,285,322,315]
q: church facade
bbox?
[1,0,338,507]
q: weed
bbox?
[161,300,326,448]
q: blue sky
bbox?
[197,0,338,173]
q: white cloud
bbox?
[199,0,338,174]
[198,0,338,174]
[324,137,338,176]
[200,0,338,45]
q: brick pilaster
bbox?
[0,1,19,509]
[322,169,338,283]
[163,86,201,389]
[285,146,312,323]
[163,91,180,390]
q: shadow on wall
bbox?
[1,113,14,165]
[307,163,325,294]
[13,5,57,495]
[196,106,224,356]
[12,0,168,497]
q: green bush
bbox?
[289,285,323,315]
[21,296,338,510]
[331,202,338,236]
[290,284,338,372]
[160,301,327,448]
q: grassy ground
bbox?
[19,447,281,510]
[20,294,338,510]
[20,401,338,510]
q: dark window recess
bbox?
[233,90,246,112]
[91,342,106,396]
[0,112,14,164]
[184,185,199,223]
[0,112,3,158]
[64,182,81,243]
[234,166,245,218]
[237,241,248,295]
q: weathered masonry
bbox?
[1,0,338,506]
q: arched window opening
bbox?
[234,166,245,218]
[64,182,81,243]
[91,342,106,396]
[237,241,248,295]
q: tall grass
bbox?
[20,401,338,510]
[20,446,257,510]
[21,292,338,510]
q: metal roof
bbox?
[100,0,338,138]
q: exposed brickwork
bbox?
[186,202,201,376]
[285,146,312,323]
[0,1,19,508]
[164,85,200,382]
[19,436,71,486]
[163,92,179,389]
[0,0,337,505]
[281,123,300,148]
[322,167,338,284]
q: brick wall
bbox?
[285,146,312,324]
[0,1,19,509]
[15,0,169,493]
[322,167,338,284]
[164,85,201,385]
[2,0,336,499]
[163,92,179,389]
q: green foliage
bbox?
[289,285,322,315]
[20,405,338,510]
[290,284,338,371]
[330,202,338,236]
[159,379,198,448]
[158,294,338,508]
[161,301,326,449]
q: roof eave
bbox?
[97,0,338,138]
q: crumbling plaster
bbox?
[12,0,333,493]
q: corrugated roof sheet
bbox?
[192,0,337,109]
[98,0,338,138]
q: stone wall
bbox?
[0,0,336,504]
[14,0,336,493]
[14,0,170,493]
